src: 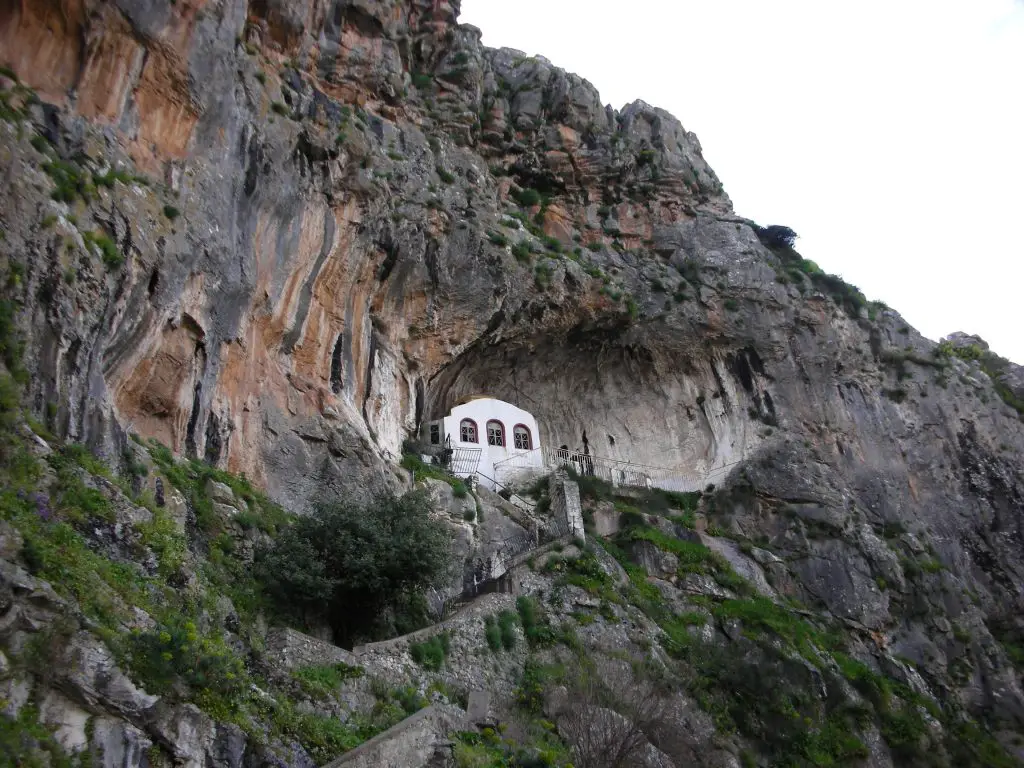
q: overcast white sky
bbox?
[461,0,1024,363]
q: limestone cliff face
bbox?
[3,0,1024,737]
[0,0,736,506]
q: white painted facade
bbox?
[422,397,544,489]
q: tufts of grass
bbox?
[293,662,365,699]
[82,230,124,270]
[409,632,450,671]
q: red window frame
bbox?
[486,420,505,447]
[513,424,532,450]
[460,418,479,443]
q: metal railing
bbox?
[548,449,707,492]
[428,524,574,622]
[443,446,482,476]
[494,447,718,492]
[492,448,547,485]
[471,469,536,513]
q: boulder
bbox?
[58,631,158,722]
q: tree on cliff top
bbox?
[754,224,798,249]
[255,490,452,646]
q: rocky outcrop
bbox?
[0,0,735,510]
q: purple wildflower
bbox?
[32,492,52,521]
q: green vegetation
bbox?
[293,662,365,698]
[483,614,502,651]
[755,225,869,318]
[93,168,135,189]
[0,380,449,763]
[542,235,562,253]
[0,704,73,767]
[625,295,639,320]
[43,159,95,204]
[400,451,470,496]
[255,490,451,645]
[436,166,455,184]
[484,609,519,652]
[409,632,450,671]
[82,230,123,270]
[147,439,288,535]
[935,340,1024,417]
[453,725,571,768]
[486,230,509,247]
[517,595,559,649]
[616,521,751,595]
[163,204,181,220]
[511,187,542,207]
[515,659,565,715]
[511,240,532,263]
[534,261,553,290]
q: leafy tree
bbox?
[255,491,452,646]
[755,224,798,249]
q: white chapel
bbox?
[420,396,545,489]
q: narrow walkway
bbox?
[495,448,745,493]
[353,533,571,655]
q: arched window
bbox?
[486,420,505,447]
[460,418,478,443]
[513,424,532,450]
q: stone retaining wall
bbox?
[321,704,468,768]
[352,535,570,656]
[549,472,584,540]
[266,627,360,670]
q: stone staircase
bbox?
[264,473,587,767]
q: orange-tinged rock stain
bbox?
[0,0,85,103]
[75,10,143,121]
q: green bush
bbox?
[512,187,542,207]
[43,159,94,203]
[487,230,508,247]
[483,615,502,652]
[516,596,557,648]
[93,168,134,188]
[714,597,832,660]
[163,204,181,220]
[515,660,563,714]
[410,633,450,670]
[510,241,532,263]
[498,609,518,650]
[0,705,72,767]
[124,615,247,703]
[625,295,639,320]
[254,490,452,645]
[293,662,364,698]
[82,230,123,270]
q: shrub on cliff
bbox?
[255,490,452,646]
[753,224,798,249]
